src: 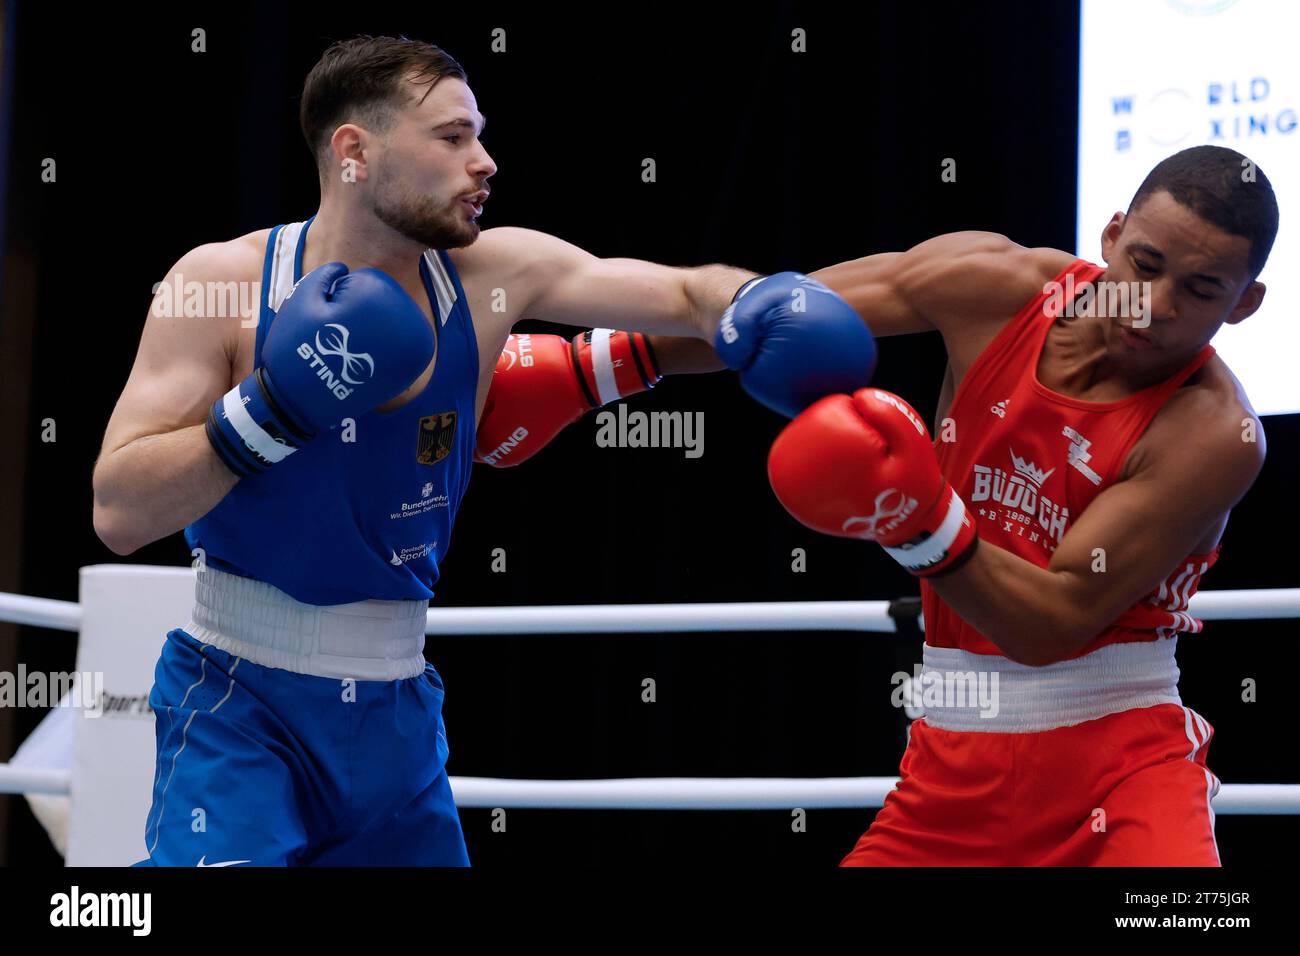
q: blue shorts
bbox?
[135,628,469,866]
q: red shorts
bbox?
[842,703,1221,866]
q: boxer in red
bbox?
[769,145,1278,865]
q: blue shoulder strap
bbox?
[418,255,443,322]
[434,248,478,361]
[253,224,284,364]
[254,218,314,363]
[292,215,313,281]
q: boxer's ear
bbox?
[330,124,371,183]
[1099,212,1125,264]
[1225,281,1265,326]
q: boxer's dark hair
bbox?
[1127,145,1278,279]
[301,36,467,178]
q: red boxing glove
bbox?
[475,329,661,467]
[767,388,978,577]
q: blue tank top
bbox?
[185,219,480,605]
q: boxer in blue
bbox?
[92,36,877,866]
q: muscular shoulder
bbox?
[1131,355,1265,487]
[150,229,271,366]
[171,227,271,283]
[445,228,580,376]
[448,226,586,285]
[898,232,1076,329]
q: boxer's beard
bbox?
[371,181,478,249]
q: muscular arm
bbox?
[927,401,1265,665]
[92,242,255,555]
[625,233,1075,380]
[642,334,725,374]
[623,233,1076,373]
[474,226,757,341]
[468,229,1075,425]
[810,231,1075,338]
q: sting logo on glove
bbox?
[842,488,920,540]
[768,388,979,578]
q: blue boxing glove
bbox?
[714,272,877,418]
[206,262,435,477]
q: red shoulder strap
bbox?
[1147,343,1216,404]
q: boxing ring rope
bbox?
[6,588,1300,636]
[6,771,1296,813]
[2,586,1299,814]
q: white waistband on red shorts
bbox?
[917,640,1181,733]
[185,566,429,681]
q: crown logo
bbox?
[1009,447,1054,487]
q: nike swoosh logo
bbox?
[196,856,251,867]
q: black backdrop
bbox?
[4,0,1297,868]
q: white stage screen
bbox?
[1078,0,1297,415]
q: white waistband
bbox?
[186,567,429,680]
[915,640,1182,733]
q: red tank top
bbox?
[920,259,1219,658]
